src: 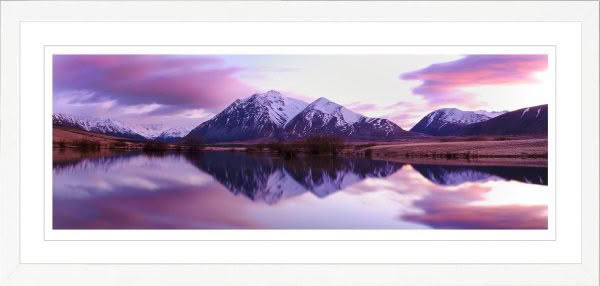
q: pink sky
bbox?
[53,54,550,129]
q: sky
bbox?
[53,54,549,129]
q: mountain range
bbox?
[52,113,192,142]
[184,90,308,143]
[410,105,547,136]
[410,108,497,136]
[282,96,414,140]
[53,90,548,143]
[457,105,548,136]
[185,90,419,143]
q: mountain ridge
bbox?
[52,113,192,142]
[54,91,548,144]
[283,97,418,140]
[185,91,310,143]
[457,104,548,136]
[410,108,493,136]
[410,105,546,137]
[186,92,422,143]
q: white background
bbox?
[22,22,575,263]
[0,1,597,285]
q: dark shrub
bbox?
[143,141,168,152]
[181,136,205,152]
[110,141,128,149]
[464,136,486,142]
[56,140,66,149]
[73,139,101,150]
[301,136,345,156]
[245,146,261,153]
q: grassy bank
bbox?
[345,137,548,166]
[53,127,548,166]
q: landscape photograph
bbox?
[52,54,550,229]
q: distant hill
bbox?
[458,105,548,136]
[410,105,547,137]
[410,108,494,136]
[52,113,192,142]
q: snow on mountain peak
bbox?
[310,97,339,111]
[53,113,138,136]
[264,90,282,96]
[158,126,192,138]
[130,123,166,139]
[53,113,191,140]
[306,97,364,125]
[247,90,283,102]
[411,107,498,136]
[313,97,330,104]
[473,110,508,118]
[427,108,490,125]
[234,90,308,126]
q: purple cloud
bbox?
[401,55,548,106]
[53,55,257,116]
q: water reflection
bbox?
[184,152,404,204]
[53,150,549,229]
[411,164,547,186]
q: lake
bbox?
[53,149,548,229]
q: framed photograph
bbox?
[1,1,598,285]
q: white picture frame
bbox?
[1,1,598,285]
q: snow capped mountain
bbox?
[53,113,146,140]
[55,98,547,144]
[410,105,547,137]
[186,90,309,143]
[156,127,193,143]
[473,110,508,118]
[424,108,491,125]
[130,123,166,139]
[304,97,364,125]
[53,113,191,142]
[158,127,192,138]
[186,93,420,143]
[52,113,84,129]
[284,97,418,140]
[410,108,492,136]
[253,90,308,126]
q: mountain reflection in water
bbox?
[53,150,549,229]
[183,152,404,204]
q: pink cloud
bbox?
[399,180,547,229]
[53,55,257,116]
[402,204,548,229]
[401,55,548,106]
[344,167,548,229]
[53,182,263,229]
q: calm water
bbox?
[53,150,548,229]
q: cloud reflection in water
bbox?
[53,150,548,229]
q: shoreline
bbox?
[53,145,548,168]
[53,127,548,167]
